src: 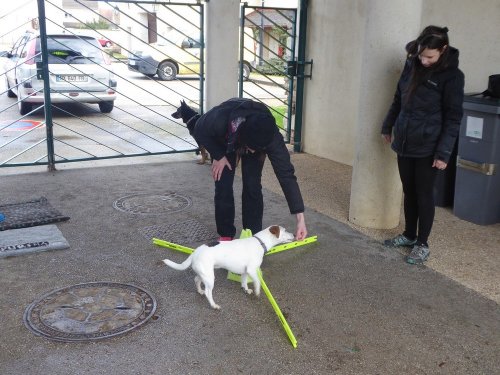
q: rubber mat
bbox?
[0,224,70,258]
[0,197,69,231]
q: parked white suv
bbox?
[2,31,117,115]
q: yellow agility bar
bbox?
[258,269,297,348]
[152,238,194,254]
[265,236,318,255]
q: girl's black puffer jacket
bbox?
[381,47,465,163]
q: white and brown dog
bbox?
[162,225,295,309]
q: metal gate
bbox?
[0,0,204,169]
[1,0,308,169]
[239,3,308,150]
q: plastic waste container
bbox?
[453,94,500,225]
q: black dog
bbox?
[171,100,210,164]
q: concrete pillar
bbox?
[205,0,240,110]
[348,0,423,229]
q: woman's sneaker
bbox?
[383,234,417,248]
[405,244,430,264]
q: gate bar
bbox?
[37,0,56,171]
[293,0,308,152]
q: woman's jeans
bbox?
[397,155,438,245]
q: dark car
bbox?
[128,35,251,81]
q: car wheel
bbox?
[18,99,32,115]
[157,61,177,81]
[99,101,114,113]
[6,79,16,98]
[242,63,251,81]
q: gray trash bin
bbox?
[453,95,500,225]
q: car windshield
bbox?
[35,35,104,64]
[180,37,201,49]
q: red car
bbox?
[98,38,112,48]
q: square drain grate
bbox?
[139,219,218,245]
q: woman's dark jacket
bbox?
[381,47,465,163]
[193,98,304,214]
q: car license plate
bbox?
[56,75,88,82]
[129,60,136,66]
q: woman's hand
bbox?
[295,212,307,241]
[433,159,448,170]
[382,134,392,144]
[212,156,232,181]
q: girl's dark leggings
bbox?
[397,155,438,246]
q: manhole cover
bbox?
[113,193,192,215]
[139,219,218,244]
[24,282,157,342]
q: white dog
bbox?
[162,225,295,309]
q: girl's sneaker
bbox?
[405,244,430,264]
[383,234,417,247]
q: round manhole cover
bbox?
[113,193,192,215]
[24,282,157,342]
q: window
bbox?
[34,36,104,64]
[181,38,201,49]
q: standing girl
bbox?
[381,26,464,264]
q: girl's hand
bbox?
[433,159,448,170]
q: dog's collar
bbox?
[253,235,268,252]
[186,114,200,127]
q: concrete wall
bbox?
[205,0,240,109]
[421,0,500,93]
[299,0,500,228]
[301,0,365,165]
[302,0,500,165]
[348,0,422,229]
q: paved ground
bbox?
[261,153,500,305]
[0,154,499,375]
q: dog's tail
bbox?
[162,254,193,271]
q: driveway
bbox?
[0,161,498,374]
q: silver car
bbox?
[2,31,117,115]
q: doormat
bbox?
[0,197,69,231]
[0,224,70,258]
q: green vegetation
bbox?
[258,58,286,76]
[112,52,127,60]
[271,105,288,130]
[80,19,110,30]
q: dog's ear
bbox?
[269,225,280,238]
[181,99,187,107]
